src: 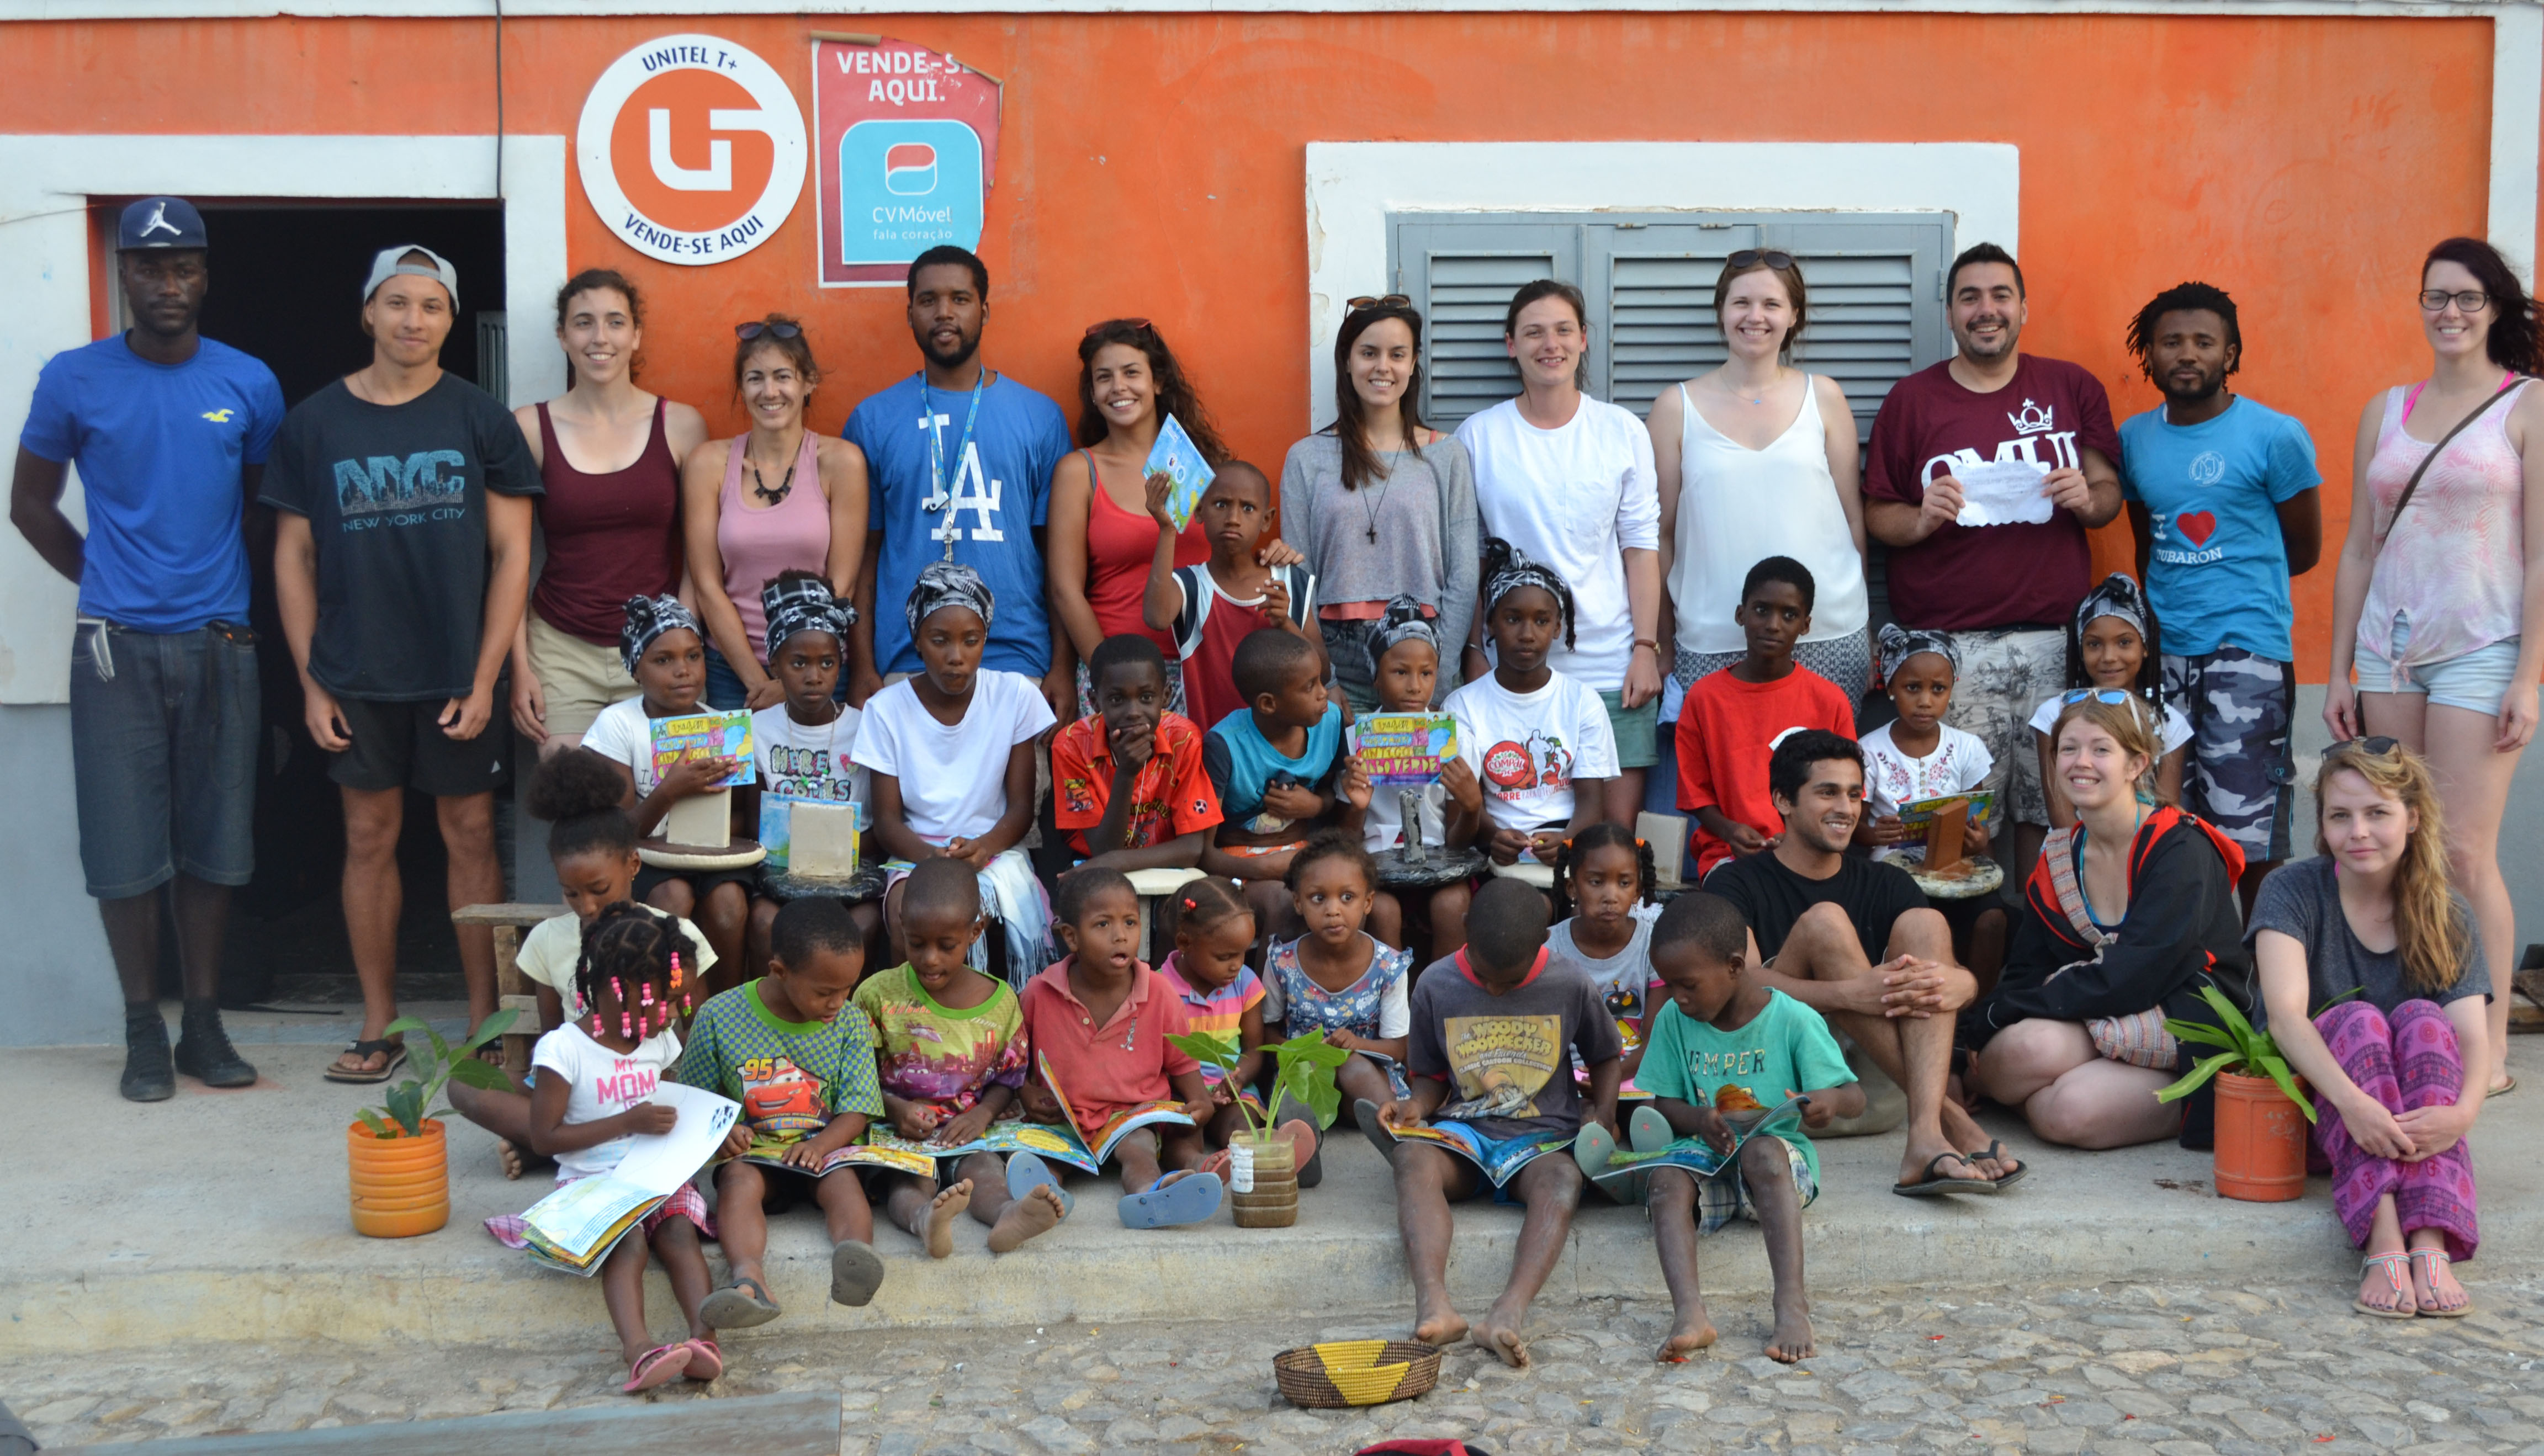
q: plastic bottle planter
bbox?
[1229,1135,1299,1229]
[347,1118,451,1237]
[2211,1072,2308,1203]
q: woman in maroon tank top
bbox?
[508,269,707,752]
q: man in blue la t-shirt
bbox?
[11,196,283,1101]
[844,245,1073,715]
[2119,281,2322,910]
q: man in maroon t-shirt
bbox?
[1863,244,2122,882]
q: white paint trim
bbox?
[4,0,2537,15]
[1300,141,2019,431]
[0,132,568,706]
[2490,2,2543,283]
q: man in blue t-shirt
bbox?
[11,196,283,1101]
[2119,282,2322,910]
[844,245,1073,717]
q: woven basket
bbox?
[1273,1340,1443,1409]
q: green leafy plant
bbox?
[1166,1029,1351,1139]
[354,1011,519,1140]
[2153,986,2315,1124]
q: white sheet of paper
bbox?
[603,1082,740,1196]
[1952,459,2055,527]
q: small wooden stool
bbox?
[452,901,569,1077]
[1126,867,1209,963]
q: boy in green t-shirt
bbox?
[675,899,887,1330]
[1637,892,1861,1367]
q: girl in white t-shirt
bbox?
[855,562,1058,984]
[745,572,877,973]
[1860,626,2008,979]
[1444,539,1620,867]
[2031,574,2191,828]
[1340,597,1483,958]
[484,902,721,1394]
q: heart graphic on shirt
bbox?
[2175,511,2218,546]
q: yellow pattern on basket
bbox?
[1312,1341,1411,1405]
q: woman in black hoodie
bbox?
[1963,694,2255,1149]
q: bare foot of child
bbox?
[987,1183,1068,1254]
[1470,1315,1530,1369]
[924,1180,973,1259]
[1765,1299,1815,1363]
[1657,1314,1718,1363]
[495,1137,528,1180]
[1412,1301,1470,1348]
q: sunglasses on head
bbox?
[2333,735,2403,756]
[1726,249,1796,271]
[1085,317,1153,338]
[2061,688,2135,706]
[1346,294,1413,312]
[734,321,802,341]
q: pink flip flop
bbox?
[623,1342,692,1393]
[681,1336,724,1381]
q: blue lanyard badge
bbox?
[920,369,989,560]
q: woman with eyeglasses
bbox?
[1649,251,1869,718]
[506,269,709,755]
[2325,235,2544,1097]
[2246,738,2487,1317]
[1278,295,1478,714]
[1962,695,2255,1151]
[679,315,869,710]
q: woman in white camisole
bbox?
[1651,251,1870,715]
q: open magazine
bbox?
[735,1052,1193,1178]
[512,1083,740,1276]
[1578,1091,1813,1195]
[1379,1118,1570,1189]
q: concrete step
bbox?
[6,1038,2538,1356]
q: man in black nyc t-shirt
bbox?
[1704,730,2021,1195]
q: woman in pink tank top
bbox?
[2325,236,2544,1096]
[679,315,869,710]
[508,269,709,752]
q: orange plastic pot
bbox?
[2212,1071,2308,1203]
[348,1118,450,1237]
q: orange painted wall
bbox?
[0,12,2503,681]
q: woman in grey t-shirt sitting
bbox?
[2247,737,2489,1319]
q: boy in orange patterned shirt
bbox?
[1052,635,1222,873]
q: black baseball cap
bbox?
[118,196,207,251]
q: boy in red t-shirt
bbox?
[1051,635,1222,873]
[1677,557,1857,878]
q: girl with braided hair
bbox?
[1550,822,1663,1085]
[1446,539,1618,868]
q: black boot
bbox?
[121,1005,174,1102]
[174,998,258,1088]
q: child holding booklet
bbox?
[856,857,1070,1257]
[581,594,752,991]
[1142,461,1321,735]
[746,571,876,971]
[1370,878,1621,1369]
[484,903,719,1393]
[1635,892,1861,1365]
[674,897,887,1328]
[1343,596,1482,957]
[1858,624,2006,980]
[450,748,717,1179]
[1022,868,1225,1228]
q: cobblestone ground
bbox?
[13,1276,2544,1454]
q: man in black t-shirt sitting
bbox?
[1706,730,2024,1195]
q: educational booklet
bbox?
[513,1083,741,1276]
[1380,1118,1571,1189]
[759,793,865,872]
[1895,790,1998,829]
[650,709,755,789]
[1354,713,1459,785]
[1149,414,1217,532]
[1579,1092,1813,1195]
[732,1054,1194,1178]
[1035,1050,1198,1165]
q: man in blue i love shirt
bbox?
[2119,281,2322,910]
[844,245,1074,717]
[11,196,283,1100]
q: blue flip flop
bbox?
[1572,1120,1618,1179]
[1005,1151,1075,1219]
[1117,1170,1223,1228]
[1630,1104,1675,1155]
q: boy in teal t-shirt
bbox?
[1635,893,1861,1367]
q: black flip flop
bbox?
[322,1038,406,1085]
[1968,1139,2028,1189]
[701,1274,781,1329]
[1893,1151,1996,1198]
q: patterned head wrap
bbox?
[620,594,702,674]
[904,559,995,644]
[1364,594,1440,678]
[2075,572,2151,642]
[760,574,856,658]
[1877,622,1959,683]
[1478,536,1577,650]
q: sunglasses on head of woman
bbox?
[2331,735,2403,757]
[2060,688,2135,706]
[1346,294,1413,312]
[734,321,802,341]
[1726,249,1796,271]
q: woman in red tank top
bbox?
[509,269,708,752]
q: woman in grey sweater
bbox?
[1280,297,1480,712]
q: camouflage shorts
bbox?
[2161,649,2296,860]
[1941,628,2069,827]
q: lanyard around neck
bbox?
[920,368,989,561]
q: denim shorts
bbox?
[2355,618,2531,718]
[69,619,261,900]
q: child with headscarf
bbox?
[1859,623,2009,980]
[1341,596,1485,957]
[852,562,1059,985]
[1446,540,1620,869]
[746,571,880,961]
[2028,572,2193,828]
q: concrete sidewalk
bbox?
[6,1024,2538,1357]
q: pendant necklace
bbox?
[751,449,797,506]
